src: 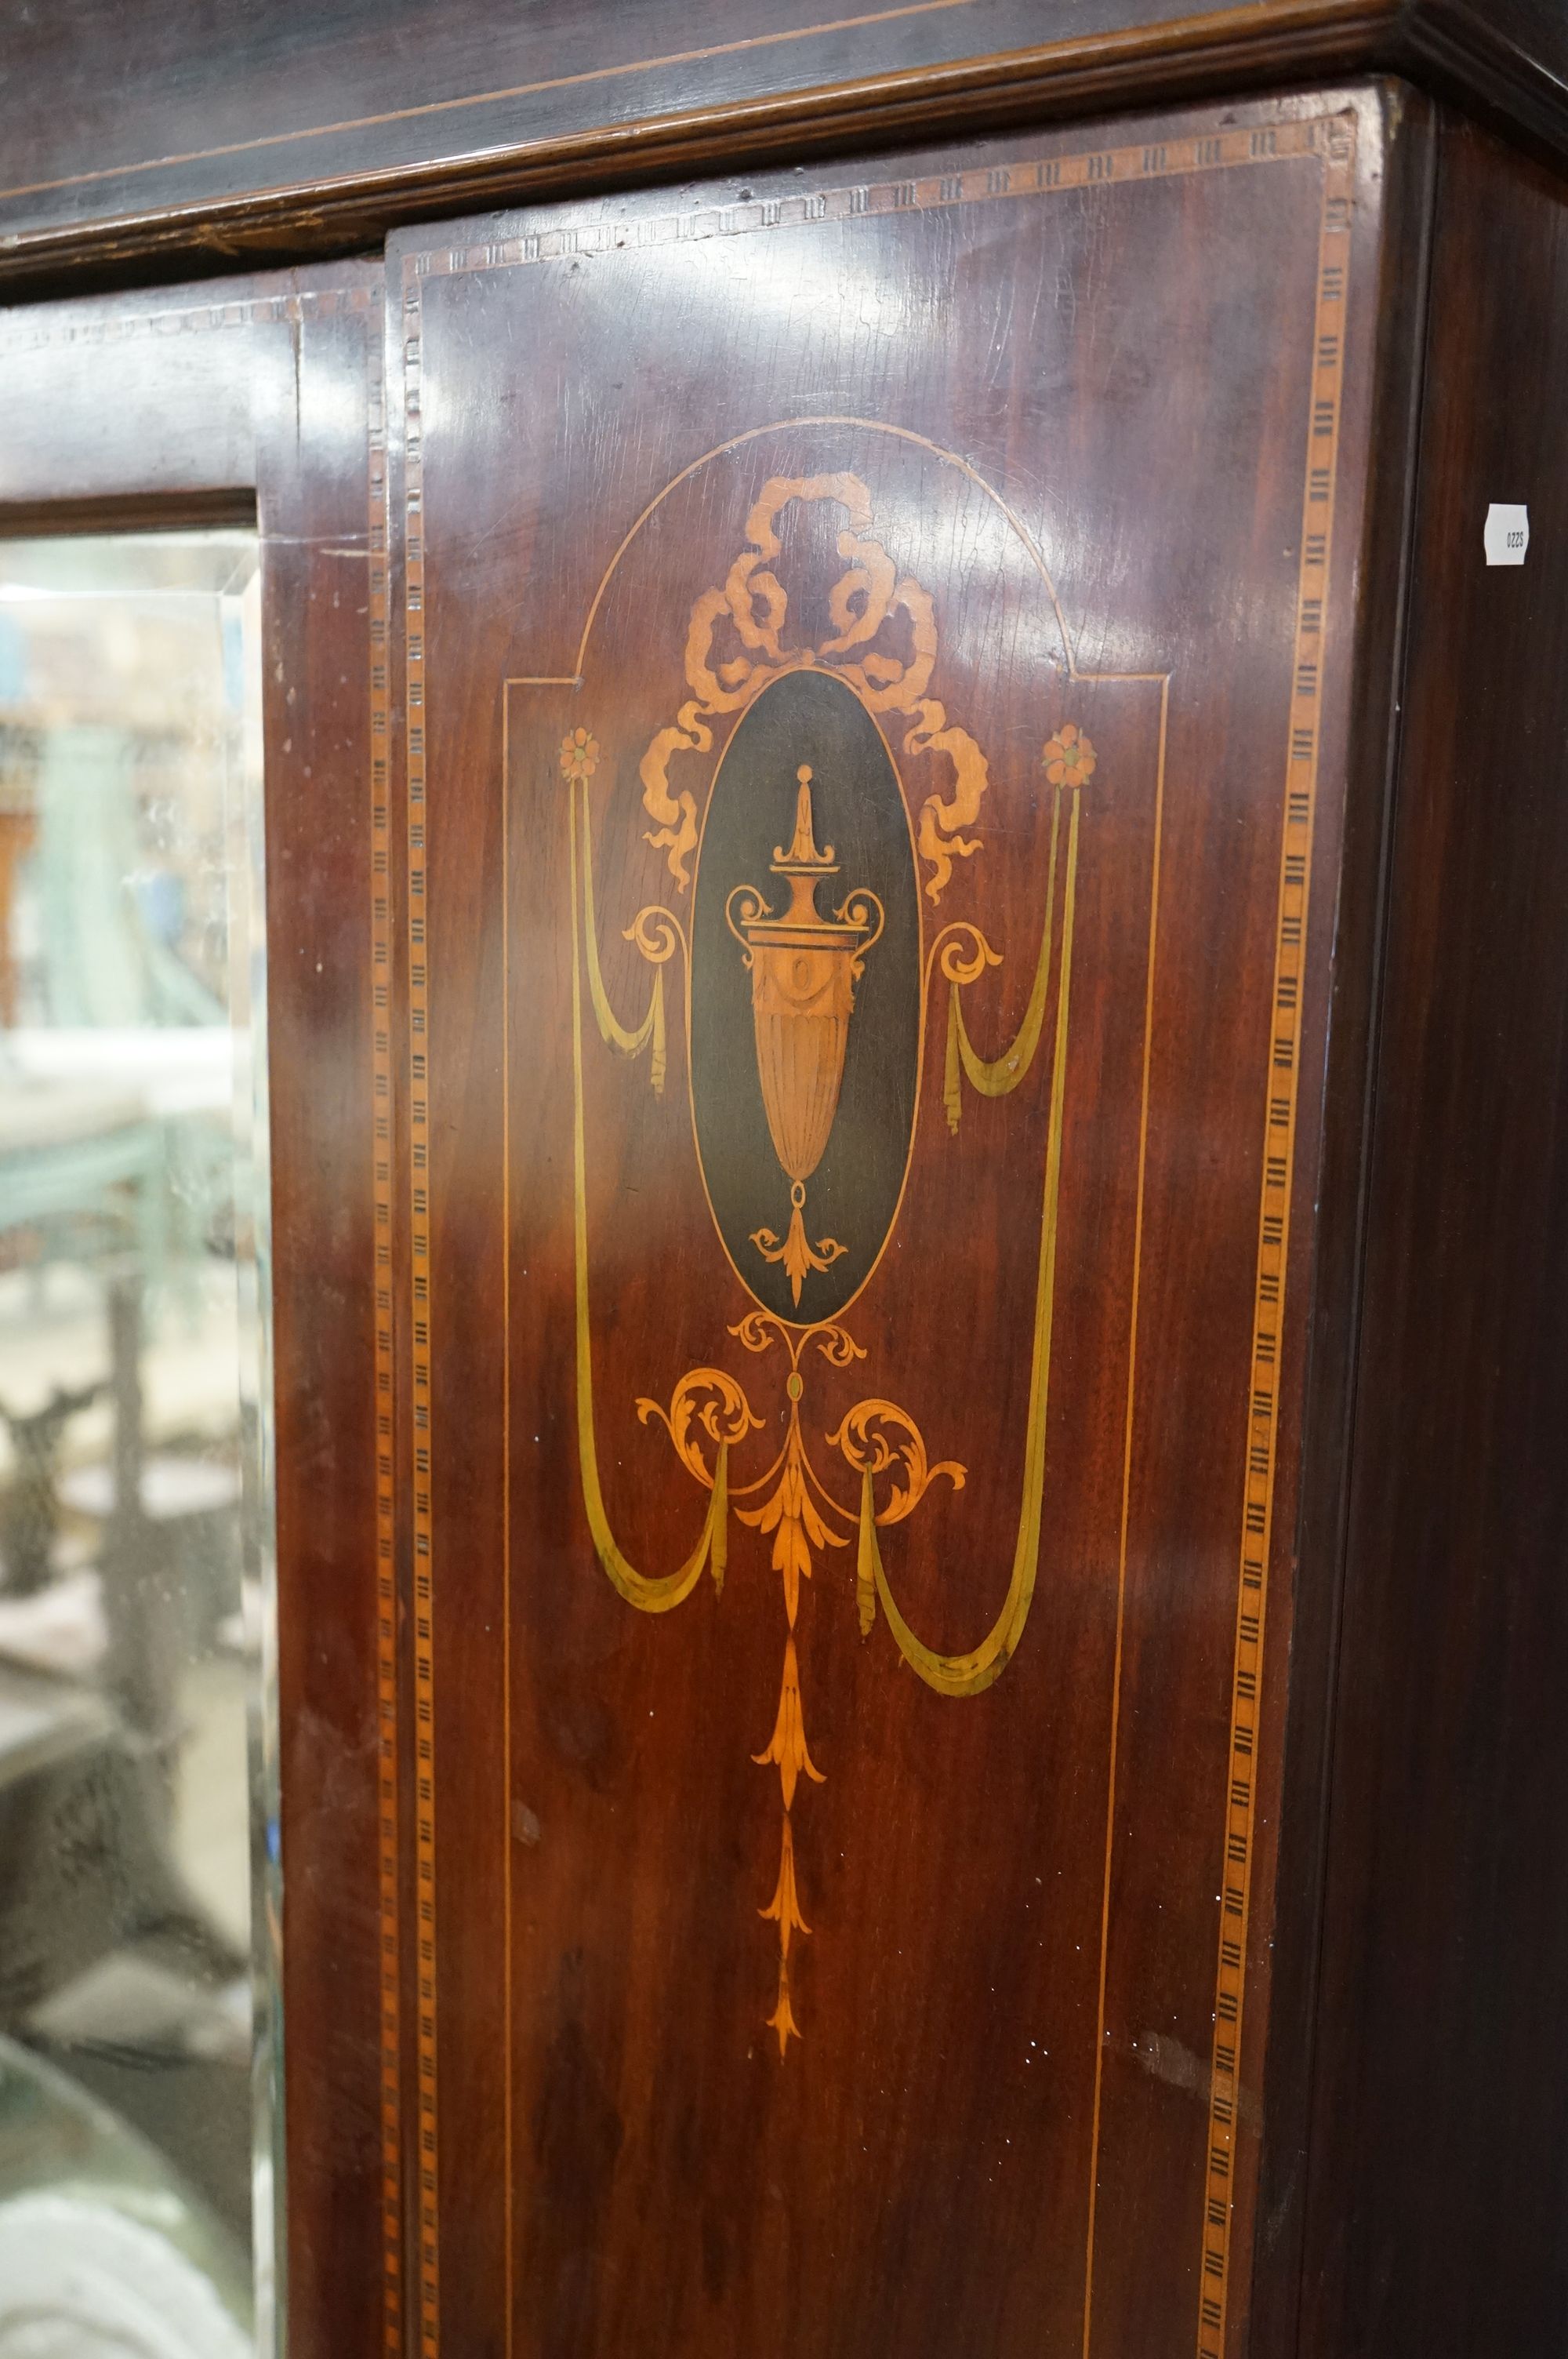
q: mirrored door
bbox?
[0,529,274,2357]
[0,256,390,2359]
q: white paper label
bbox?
[1484,503,1530,565]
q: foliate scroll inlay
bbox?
[568,675,1094,2051]
[639,472,989,902]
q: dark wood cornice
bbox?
[0,0,1562,295]
[1402,0,1568,162]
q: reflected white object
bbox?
[2,1028,234,1117]
[0,2194,250,2359]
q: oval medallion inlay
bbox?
[690,666,920,1323]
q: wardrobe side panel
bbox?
[1301,115,1568,2359]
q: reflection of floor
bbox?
[0,1259,241,1480]
[0,1257,252,1944]
[0,1251,257,2234]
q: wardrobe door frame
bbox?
[0,262,398,2359]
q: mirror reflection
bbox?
[0,532,272,2356]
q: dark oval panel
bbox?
[690,665,920,1325]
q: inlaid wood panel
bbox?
[387,89,1392,2359]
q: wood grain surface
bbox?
[1247,84,1439,2358]
[387,88,1392,2359]
[1298,114,1568,2359]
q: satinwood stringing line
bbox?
[0,1,983,208]
[1194,111,1358,2359]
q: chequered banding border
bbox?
[411,114,1338,281]
[366,304,405,2359]
[398,106,1356,2359]
[1196,113,1356,2359]
[0,279,373,351]
[399,282,441,2359]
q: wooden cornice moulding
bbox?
[0,0,1563,292]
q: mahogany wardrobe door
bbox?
[378,85,1403,2359]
